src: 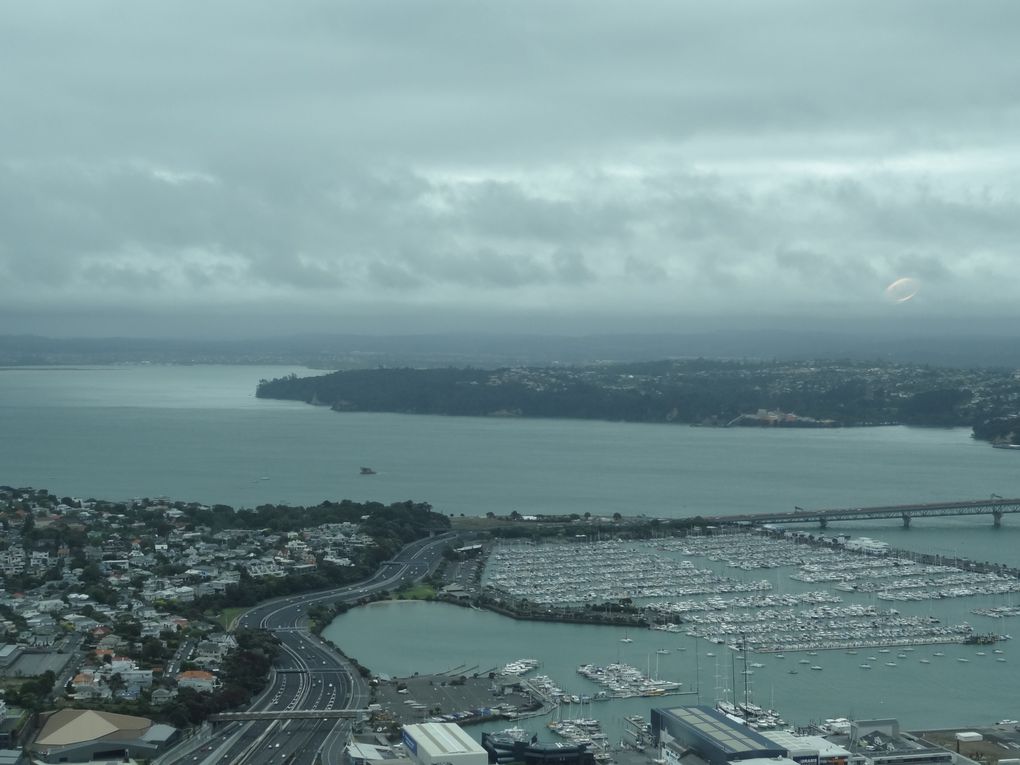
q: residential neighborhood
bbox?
[0,485,448,744]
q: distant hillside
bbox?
[255,359,1020,438]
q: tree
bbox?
[108,673,126,695]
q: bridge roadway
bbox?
[209,709,369,722]
[708,497,1020,528]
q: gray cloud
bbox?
[2,1,1020,335]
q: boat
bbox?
[360,467,377,475]
[957,658,970,663]
[859,664,872,669]
[810,665,823,671]
[919,659,930,664]
[656,649,670,655]
[933,651,945,656]
[788,669,798,674]
[884,662,897,667]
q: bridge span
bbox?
[208,709,368,722]
[708,497,1020,528]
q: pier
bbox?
[709,497,1020,528]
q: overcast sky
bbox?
[2,1,1020,338]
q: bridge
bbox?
[208,709,368,722]
[708,497,1020,528]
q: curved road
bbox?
[166,532,456,765]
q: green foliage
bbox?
[7,670,56,710]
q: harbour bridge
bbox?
[706,496,1020,528]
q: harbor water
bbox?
[4,365,1020,730]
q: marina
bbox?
[485,532,1012,653]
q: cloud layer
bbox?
[3,1,1020,335]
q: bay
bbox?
[4,364,1020,730]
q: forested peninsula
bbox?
[256,360,1020,445]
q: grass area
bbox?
[393,583,436,600]
[219,606,248,630]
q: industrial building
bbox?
[651,706,789,765]
[402,723,488,765]
[481,731,596,765]
[29,709,177,763]
[649,706,962,765]
[760,730,851,765]
[823,720,953,765]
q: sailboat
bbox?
[620,630,633,644]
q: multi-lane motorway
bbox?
[165,532,456,765]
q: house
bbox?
[175,670,218,693]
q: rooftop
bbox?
[402,723,486,757]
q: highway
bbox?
[164,531,456,765]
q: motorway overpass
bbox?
[708,497,1020,528]
[209,709,368,722]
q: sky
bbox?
[2,1,1020,338]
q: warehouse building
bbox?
[651,706,789,765]
[30,709,177,763]
[402,723,488,765]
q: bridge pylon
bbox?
[993,510,1003,527]
[818,517,827,529]
[901,512,911,528]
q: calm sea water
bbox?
[4,365,1020,729]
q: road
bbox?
[164,532,455,765]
